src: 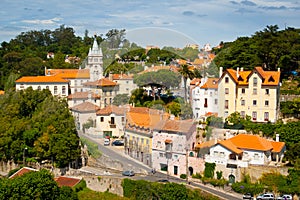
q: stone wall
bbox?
[84,176,124,196]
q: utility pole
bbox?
[186,146,189,184]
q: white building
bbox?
[15,76,69,97]
[152,119,198,177]
[191,77,219,119]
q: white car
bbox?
[276,194,292,200]
[257,193,274,200]
[104,138,110,146]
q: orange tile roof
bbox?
[217,134,285,154]
[154,119,196,134]
[195,139,217,149]
[190,78,201,85]
[9,167,38,179]
[200,78,219,89]
[96,105,127,116]
[112,74,134,80]
[193,58,205,65]
[68,92,100,100]
[54,176,82,187]
[70,102,100,112]
[165,139,172,144]
[83,78,117,87]
[221,67,280,86]
[16,76,69,83]
[270,141,285,153]
[0,90,4,95]
[126,107,170,129]
[46,69,90,79]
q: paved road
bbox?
[79,133,151,174]
[79,133,242,200]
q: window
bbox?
[100,117,104,122]
[252,111,257,121]
[165,143,172,151]
[122,117,125,122]
[253,77,257,87]
[174,154,178,159]
[225,88,229,94]
[225,100,229,109]
[225,77,229,83]
[224,111,229,118]
[45,86,49,90]
[210,92,212,97]
[253,100,257,106]
[37,86,41,91]
[204,98,208,108]
[264,112,269,121]
[62,86,66,95]
[241,111,245,118]
[159,153,164,157]
[220,152,225,158]
[214,99,218,105]
[265,100,269,106]
[265,89,269,95]
[54,86,58,94]
[157,141,161,146]
[241,100,245,106]
[241,88,245,94]
[253,88,257,95]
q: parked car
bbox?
[157,179,169,183]
[257,193,274,200]
[112,140,124,146]
[243,193,253,200]
[122,170,135,176]
[104,138,110,146]
[276,194,292,200]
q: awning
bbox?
[165,139,172,144]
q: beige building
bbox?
[218,67,281,122]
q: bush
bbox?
[180,174,187,179]
[192,173,202,179]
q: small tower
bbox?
[86,35,103,81]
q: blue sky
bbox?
[1,0,299,48]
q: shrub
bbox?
[192,173,202,179]
[180,174,187,179]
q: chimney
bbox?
[219,67,223,78]
[278,68,280,72]
[276,134,279,142]
[236,67,239,77]
[241,67,244,71]
[109,73,113,81]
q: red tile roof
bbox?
[16,76,69,83]
[96,105,127,116]
[112,74,134,80]
[83,78,118,87]
[46,69,90,79]
[9,167,38,179]
[54,176,82,187]
[70,102,100,112]
[200,78,219,89]
[154,119,196,134]
[190,78,201,85]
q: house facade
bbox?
[67,92,101,108]
[124,107,170,167]
[191,77,218,119]
[95,105,127,138]
[15,76,69,97]
[205,134,285,182]
[151,119,200,177]
[112,73,138,95]
[218,67,280,122]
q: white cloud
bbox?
[21,17,62,25]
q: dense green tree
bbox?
[113,94,130,106]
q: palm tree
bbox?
[178,64,195,103]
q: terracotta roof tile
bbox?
[9,167,38,179]
[195,140,217,149]
[217,134,285,154]
[190,78,201,85]
[154,119,196,134]
[83,78,118,87]
[200,78,219,89]
[112,74,134,80]
[46,69,90,79]
[54,176,82,187]
[70,102,100,112]
[16,76,69,83]
[68,92,100,100]
[96,105,127,116]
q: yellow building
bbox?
[124,107,170,167]
[218,67,280,123]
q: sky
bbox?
[0,0,300,48]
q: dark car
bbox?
[157,179,169,183]
[122,170,135,176]
[243,193,253,200]
[112,140,124,146]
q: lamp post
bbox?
[186,146,189,184]
[23,147,27,166]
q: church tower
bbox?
[86,35,103,81]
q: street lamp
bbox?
[23,147,27,166]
